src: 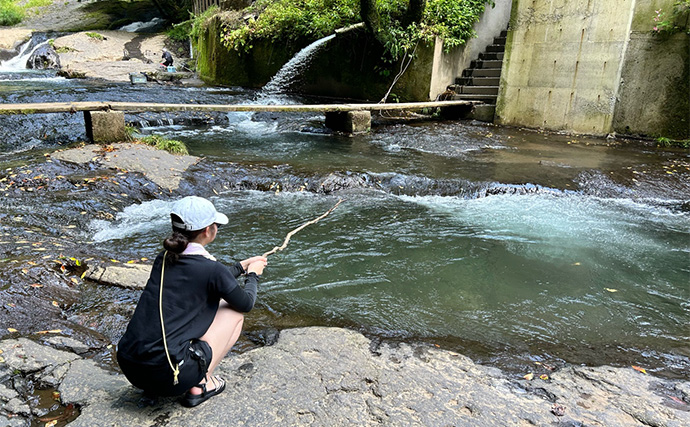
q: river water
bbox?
[1,68,689,379]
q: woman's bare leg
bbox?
[189,301,244,394]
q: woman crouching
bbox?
[117,196,267,407]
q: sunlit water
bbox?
[1,67,689,376]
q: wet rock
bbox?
[0,328,688,426]
[51,143,200,191]
[318,172,369,193]
[58,359,129,406]
[0,338,79,374]
[84,263,151,290]
[56,67,88,79]
[43,336,91,355]
[26,44,61,70]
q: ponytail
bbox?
[162,217,205,264]
[163,230,189,264]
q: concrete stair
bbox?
[447,30,507,106]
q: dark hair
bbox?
[163,215,205,264]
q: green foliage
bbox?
[656,136,690,148]
[138,135,189,155]
[653,1,690,35]
[167,20,193,42]
[221,0,360,52]
[218,0,492,60]
[23,0,52,8]
[190,5,219,39]
[0,0,25,26]
[85,32,105,40]
[0,0,54,26]
[124,125,138,142]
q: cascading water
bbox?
[0,40,47,72]
[259,34,336,97]
[0,26,688,379]
[118,17,166,32]
[0,32,55,73]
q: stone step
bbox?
[500,29,508,38]
[454,86,499,95]
[486,44,505,53]
[462,68,502,78]
[493,36,507,45]
[471,59,503,69]
[453,76,500,86]
[450,93,498,102]
[479,52,504,61]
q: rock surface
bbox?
[1,328,688,426]
[52,143,199,191]
[52,31,167,82]
[85,263,151,290]
[25,43,60,69]
[12,0,101,32]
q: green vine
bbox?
[653,1,690,35]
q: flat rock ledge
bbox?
[1,328,688,427]
[52,143,199,191]
[84,262,151,290]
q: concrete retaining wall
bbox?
[496,0,689,138]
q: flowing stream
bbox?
[0,44,688,379]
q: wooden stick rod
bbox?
[262,199,343,257]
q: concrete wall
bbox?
[496,0,636,134]
[429,0,513,99]
[613,1,689,139]
[496,0,689,138]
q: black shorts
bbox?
[117,339,212,397]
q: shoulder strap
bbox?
[159,251,180,385]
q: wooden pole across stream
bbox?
[0,100,476,114]
[0,100,478,140]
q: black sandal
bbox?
[180,375,226,407]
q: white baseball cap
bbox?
[170,196,228,231]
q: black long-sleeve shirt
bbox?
[117,252,258,365]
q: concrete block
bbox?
[84,111,126,143]
[325,111,371,134]
[470,104,496,122]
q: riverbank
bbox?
[2,327,689,426]
[0,141,688,425]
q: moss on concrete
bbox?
[195,16,297,87]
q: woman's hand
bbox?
[241,256,267,276]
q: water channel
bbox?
[1,64,689,380]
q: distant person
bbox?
[116,196,267,407]
[161,48,173,67]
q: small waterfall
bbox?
[260,34,335,97]
[118,17,166,33]
[0,33,51,72]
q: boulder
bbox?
[26,44,61,70]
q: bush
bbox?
[167,20,193,42]
[221,0,359,52]
[218,0,492,60]
[0,0,24,26]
